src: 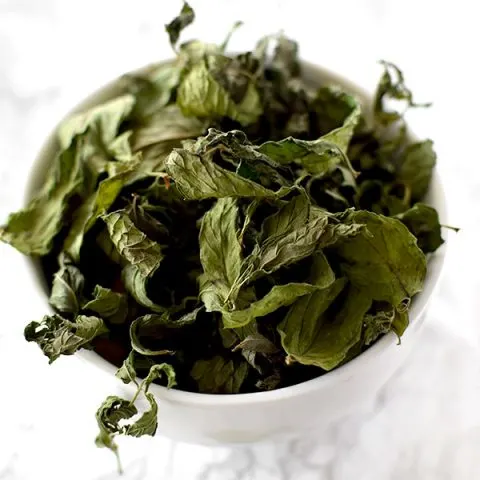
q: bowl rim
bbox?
[23,59,449,407]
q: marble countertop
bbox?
[1,1,480,479]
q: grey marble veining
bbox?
[0,1,479,479]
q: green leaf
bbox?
[102,210,164,277]
[279,282,371,370]
[134,309,201,330]
[190,356,249,393]
[363,304,396,346]
[374,61,430,125]
[165,1,195,49]
[95,362,175,472]
[121,265,165,313]
[261,194,310,239]
[124,62,182,119]
[0,137,86,255]
[122,392,158,437]
[392,309,409,339]
[64,158,140,261]
[83,285,128,324]
[334,210,427,306]
[142,362,177,390]
[199,198,243,311]
[271,35,300,79]
[246,205,329,277]
[24,314,107,363]
[166,148,290,200]
[313,86,359,134]
[232,333,279,354]
[58,94,135,151]
[219,21,243,52]
[225,250,336,328]
[129,317,175,357]
[95,395,137,471]
[130,105,205,152]
[258,105,360,177]
[123,363,176,436]
[177,59,262,126]
[186,128,291,188]
[115,351,137,385]
[398,140,436,201]
[320,104,361,154]
[395,202,444,254]
[49,254,85,315]
[222,282,321,329]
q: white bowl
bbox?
[24,61,448,446]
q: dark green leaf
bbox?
[313,86,359,134]
[334,210,426,306]
[165,2,195,49]
[223,282,323,329]
[271,35,300,79]
[102,210,164,277]
[232,333,279,354]
[49,254,85,315]
[64,158,140,261]
[395,202,444,253]
[279,283,371,370]
[24,314,107,363]
[245,203,329,277]
[177,59,262,126]
[95,395,137,471]
[191,356,249,394]
[121,265,165,313]
[258,105,360,176]
[374,61,431,125]
[129,313,195,356]
[397,140,436,201]
[166,148,290,200]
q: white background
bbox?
[1,1,479,479]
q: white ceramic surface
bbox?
[24,61,447,446]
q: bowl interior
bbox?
[23,60,448,406]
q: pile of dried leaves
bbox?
[0,2,444,464]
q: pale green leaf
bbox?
[58,94,135,151]
[83,285,128,324]
[130,105,205,152]
[0,138,85,255]
[166,148,290,200]
[177,59,262,126]
[199,198,242,311]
